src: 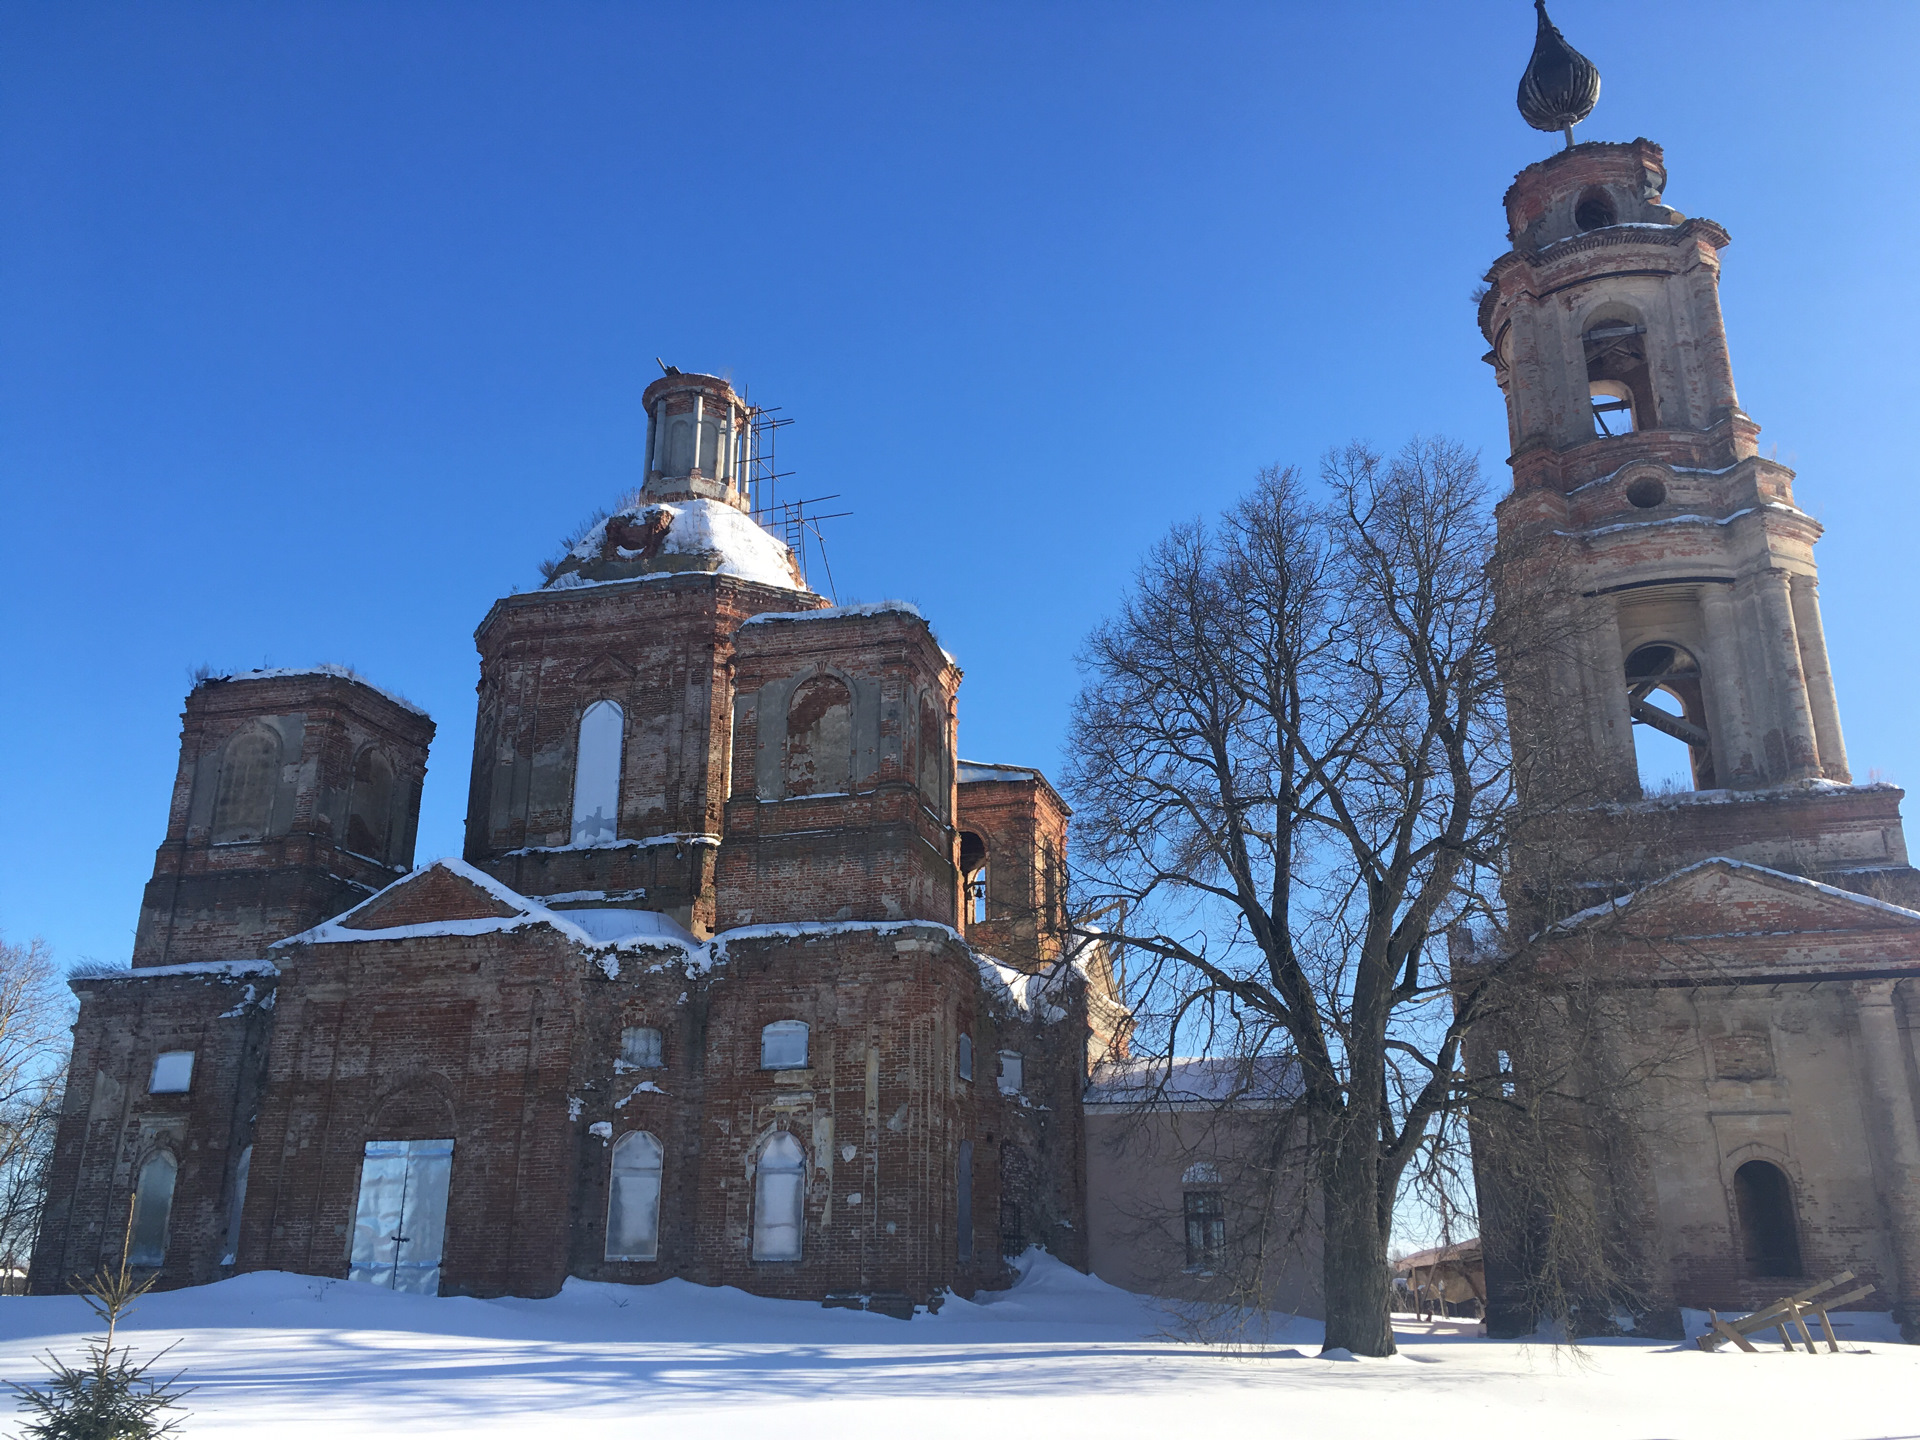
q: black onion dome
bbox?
[1516,0,1600,133]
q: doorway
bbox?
[349,1138,455,1295]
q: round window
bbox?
[1625,477,1667,509]
[1574,187,1618,232]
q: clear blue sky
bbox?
[5,2,1918,966]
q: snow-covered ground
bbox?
[0,1254,1909,1438]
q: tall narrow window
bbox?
[752,1131,806,1261]
[1584,319,1656,435]
[571,700,624,847]
[1184,1189,1225,1270]
[1626,644,1714,793]
[760,1020,809,1070]
[212,731,278,843]
[128,1152,178,1267]
[1494,1049,1516,1098]
[972,866,990,925]
[347,748,395,861]
[784,677,853,796]
[917,698,945,804]
[956,1139,974,1262]
[220,1144,252,1267]
[1734,1160,1803,1278]
[958,1032,974,1082]
[606,1131,664,1261]
[959,831,988,927]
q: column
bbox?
[1699,584,1761,785]
[1748,569,1821,781]
[1790,575,1851,782]
[1854,981,1920,1339]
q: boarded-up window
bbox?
[220,1144,252,1266]
[752,1131,806,1261]
[212,730,278,842]
[784,677,852,796]
[620,1026,664,1069]
[571,700,624,847]
[128,1152,178,1267]
[997,1050,1023,1096]
[606,1131,663,1261]
[149,1051,195,1094]
[347,748,395,862]
[958,1032,973,1082]
[760,1020,809,1070]
[1712,1030,1775,1082]
[917,697,945,803]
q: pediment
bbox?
[1559,858,1920,941]
[336,862,522,930]
[575,653,635,685]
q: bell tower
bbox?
[1482,19,1911,900]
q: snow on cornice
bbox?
[1554,501,1813,541]
[70,959,280,982]
[740,600,925,627]
[504,833,721,858]
[545,499,806,593]
[1542,856,1920,940]
[273,857,601,949]
[197,665,428,718]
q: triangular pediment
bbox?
[336,863,521,930]
[575,653,635,685]
[1556,858,1920,941]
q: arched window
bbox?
[571,700,624,847]
[212,730,278,843]
[606,1131,663,1261]
[784,676,853,796]
[1625,643,1714,793]
[664,415,694,476]
[347,748,395,861]
[1734,1159,1803,1278]
[917,698,945,804]
[1585,317,1656,436]
[752,1131,806,1261]
[128,1152,178,1267]
[760,1020,809,1070]
[958,1032,974,1082]
[959,832,988,926]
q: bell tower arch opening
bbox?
[1625,643,1714,794]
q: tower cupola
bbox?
[641,370,753,509]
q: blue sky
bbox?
[5,2,1918,965]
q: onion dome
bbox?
[1517,0,1600,139]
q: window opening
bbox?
[1184,1189,1225,1270]
[212,730,278,843]
[1734,1159,1803,1278]
[784,677,853,796]
[220,1144,251,1266]
[348,1138,455,1295]
[347,748,395,862]
[149,1051,195,1094]
[1625,643,1714,791]
[958,1032,973,1082]
[752,1131,806,1260]
[128,1152,178,1268]
[1584,321,1655,436]
[761,1020,809,1070]
[1574,186,1617,232]
[606,1131,664,1261]
[1182,1161,1221,1185]
[917,698,946,804]
[959,831,988,926]
[956,1140,974,1262]
[620,1026,664,1069]
[571,700,624,847]
[997,1050,1023,1096]
[1494,1049,1516,1099]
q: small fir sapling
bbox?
[9,1196,192,1439]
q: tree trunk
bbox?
[1319,1124,1396,1356]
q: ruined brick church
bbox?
[30,369,1114,1312]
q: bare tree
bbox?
[1065,440,1521,1356]
[0,938,75,1281]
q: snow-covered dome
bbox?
[543,497,807,592]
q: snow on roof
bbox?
[70,958,279,982]
[957,759,1042,785]
[275,857,603,949]
[709,918,963,966]
[740,600,924,627]
[1544,855,1920,939]
[199,665,428,718]
[972,952,1079,1024]
[555,908,699,947]
[1085,1055,1300,1109]
[504,833,721,858]
[547,500,805,592]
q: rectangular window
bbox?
[997,1050,1023,1096]
[1495,1049,1516,1098]
[760,1020,809,1070]
[1184,1190,1225,1270]
[149,1051,195,1095]
[620,1026,664,1069]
